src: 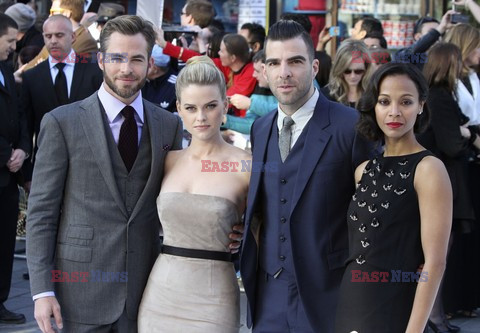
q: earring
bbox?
[418,109,423,115]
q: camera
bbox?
[451,13,469,24]
[329,26,340,37]
[451,3,469,24]
[161,25,198,36]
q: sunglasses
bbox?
[50,8,66,15]
[344,69,365,75]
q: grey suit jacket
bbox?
[26,92,183,324]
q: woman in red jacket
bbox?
[157,30,256,117]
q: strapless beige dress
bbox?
[138,192,240,332]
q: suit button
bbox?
[280,217,286,223]
[280,179,287,184]
[280,198,286,204]
[279,255,286,261]
[280,236,286,242]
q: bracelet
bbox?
[178,47,184,59]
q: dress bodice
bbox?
[157,192,239,252]
[345,150,433,271]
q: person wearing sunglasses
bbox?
[323,39,374,108]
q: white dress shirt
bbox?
[276,88,319,149]
[98,83,144,145]
[456,71,480,125]
[0,69,4,86]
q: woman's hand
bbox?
[229,94,251,110]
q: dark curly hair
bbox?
[357,62,430,142]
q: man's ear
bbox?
[358,30,367,40]
[97,52,104,71]
[252,42,261,53]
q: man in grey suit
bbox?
[26,15,183,333]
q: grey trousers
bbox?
[62,307,137,333]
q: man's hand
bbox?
[316,26,332,51]
[155,27,167,48]
[228,223,244,254]
[460,125,471,138]
[437,9,457,34]
[14,64,26,84]
[6,149,26,173]
[34,297,63,333]
[229,94,251,110]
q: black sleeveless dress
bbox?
[335,150,433,333]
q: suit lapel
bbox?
[290,95,332,215]
[79,93,128,218]
[246,111,276,224]
[69,59,84,102]
[37,61,60,105]
[128,102,162,222]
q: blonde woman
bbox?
[444,24,480,126]
[138,56,251,332]
[324,39,375,108]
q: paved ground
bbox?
[1,242,479,333]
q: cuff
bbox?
[33,291,55,301]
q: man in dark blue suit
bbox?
[240,20,372,332]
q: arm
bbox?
[454,0,480,23]
[26,113,68,333]
[316,26,332,52]
[224,111,260,134]
[427,87,470,158]
[406,156,452,333]
[0,138,13,167]
[248,94,278,117]
[20,75,35,181]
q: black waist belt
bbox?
[161,245,232,262]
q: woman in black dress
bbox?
[335,63,453,333]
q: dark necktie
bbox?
[54,63,68,104]
[118,106,138,172]
[279,116,295,162]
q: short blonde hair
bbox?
[175,56,227,102]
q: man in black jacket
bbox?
[0,13,30,325]
[21,14,103,186]
[393,10,455,70]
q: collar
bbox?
[277,88,319,131]
[98,83,144,124]
[48,49,76,69]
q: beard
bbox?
[103,71,147,100]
